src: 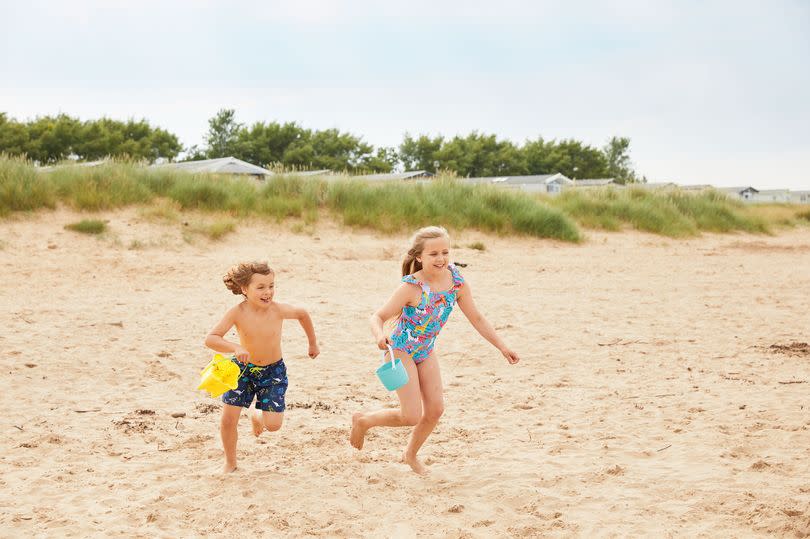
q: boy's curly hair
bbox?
[223,262,274,295]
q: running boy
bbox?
[205,261,319,472]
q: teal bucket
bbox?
[376,346,409,391]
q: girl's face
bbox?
[418,236,451,277]
[242,273,275,306]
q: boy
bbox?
[205,261,319,472]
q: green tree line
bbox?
[188,109,396,173]
[0,113,182,164]
[1,109,640,182]
[399,132,638,182]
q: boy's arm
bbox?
[204,306,250,361]
[456,282,520,364]
[277,303,319,359]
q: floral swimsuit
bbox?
[390,264,465,363]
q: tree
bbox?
[0,113,30,156]
[25,114,82,163]
[398,133,444,172]
[435,132,526,177]
[602,136,638,184]
[522,137,608,178]
[145,126,183,162]
[306,128,381,172]
[365,146,398,173]
[204,109,244,159]
[522,137,554,175]
[0,113,181,163]
[183,145,208,161]
[238,121,306,166]
[71,117,181,162]
[198,112,392,172]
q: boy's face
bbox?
[242,273,275,305]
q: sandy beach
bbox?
[1,209,808,538]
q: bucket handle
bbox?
[213,354,249,379]
[380,345,397,369]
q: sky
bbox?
[1,0,809,189]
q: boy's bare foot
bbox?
[402,452,427,475]
[350,413,367,450]
[251,410,263,437]
[222,462,237,473]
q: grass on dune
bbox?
[744,203,810,227]
[0,154,57,215]
[2,155,805,240]
[0,156,581,241]
[325,178,581,241]
[548,187,769,237]
[64,219,107,235]
[184,218,237,241]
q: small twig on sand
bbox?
[73,409,101,413]
[656,444,672,452]
[12,425,23,431]
[778,380,807,385]
[654,393,677,398]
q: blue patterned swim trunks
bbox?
[221,359,288,412]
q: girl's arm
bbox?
[456,282,520,364]
[204,306,250,361]
[370,284,419,350]
[278,304,319,359]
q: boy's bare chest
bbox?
[236,313,283,340]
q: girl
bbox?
[350,226,519,474]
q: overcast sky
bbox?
[2,0,808,188]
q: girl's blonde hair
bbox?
[401,226,450,276]
[223,261,274,295]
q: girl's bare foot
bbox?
[402,452,427,475]
[251,410,263,437]
[222,462,237,473]
[350,413,368,449]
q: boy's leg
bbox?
[351,353,422,450]
[220,404,243,472]
[253,362,287,436]
[403,352,444,474]
[250,404,263,436]
[261,410,284,432]
[251,407,284,436]
[221,368,255,453]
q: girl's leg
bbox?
[350,352,422,450]
[251,409,284,436]
[220,404,242,472]
[403,352,444,474]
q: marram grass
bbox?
[64,219,107,235]
[1,155,800,240]
[548,187,769,237]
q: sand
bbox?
[1,209,808,538]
